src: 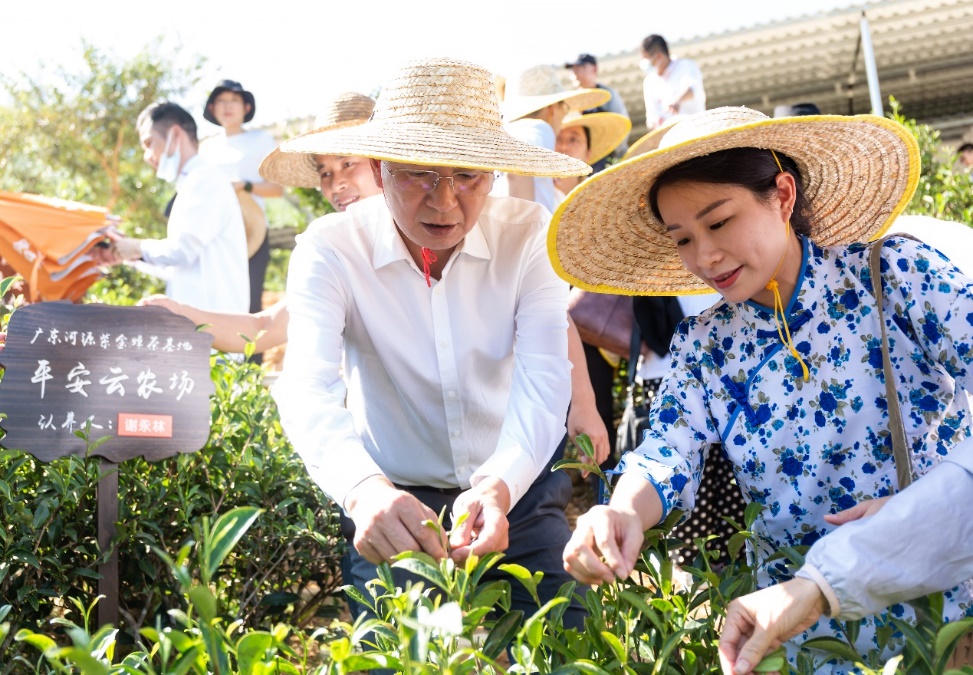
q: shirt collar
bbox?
[175,153,204,189]
[372,207,493,271]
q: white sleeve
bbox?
[796,450,973,620]
[272,228,384,509]
[140,171,238,268]
[470,222,571,508]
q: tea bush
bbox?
[0,353,346,668]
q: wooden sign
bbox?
[0,301,217,629]
[0,302,214,462]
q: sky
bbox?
[1,0,863,133]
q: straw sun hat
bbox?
[622,115,685,161]
[501,64,611,124]
[280,58,591,178]
[561,112,632,165]
[550,106,920,296]
[259,93,375,188]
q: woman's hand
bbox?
[563,505,644,585]
[719,578,826,674]
[824,496,891,526]
[568,401,611,476]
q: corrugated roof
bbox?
[595,0,973,139]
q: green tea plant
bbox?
[0,328,345,666]
[891,97,973,226]
[12,506,319,674]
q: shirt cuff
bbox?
[138,238,165,265]
[470,445,538,511]
[795,564,840,618]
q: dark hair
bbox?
[581,125,591,150]
[648,147,812,235]
[137,101,198,146]
[641,34,669,56]
[959,142,973,153]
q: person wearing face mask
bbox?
[138,93,381,355]
[640,34,706,131]
[97,102,249,314]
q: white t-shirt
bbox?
[492,118,557,214]
[643,57,706,130]
[199,128,278,213]
[138,155,250,314]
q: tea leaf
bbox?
[482,610,523,659]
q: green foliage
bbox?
[0,39,203,300]
[0,353,345,668]
[889,98,973,225]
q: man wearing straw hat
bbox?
[273,57,592,627]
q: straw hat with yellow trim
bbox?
[621,115,685,161]
[501,65,611,123]
[259,92,375,188]
[550,106,920,296]
[281,58,591,178]
[561,112,632,165]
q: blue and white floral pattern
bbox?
[618,235,973,673]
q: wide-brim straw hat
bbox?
[281,58,591,178]
[259,93,375,188]
[501,64,611,123]
[622,115,685,161]
[550,106,920,296]
[561,112,632,165]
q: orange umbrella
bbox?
[0,192,116,302]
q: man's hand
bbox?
[718,578,826,675]
[449,477,511,563]
[567,401,610,477]
[112,237,143,262]
[824,496,890,526]
[345,476,447,565]
[563,505,643,585]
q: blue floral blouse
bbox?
[618,235,973,672]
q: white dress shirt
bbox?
[139,154,250,313]
[273,194,571,511]
[643,57,706,129]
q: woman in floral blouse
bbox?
[549,107,973,673]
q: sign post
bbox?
[0,302,214,627]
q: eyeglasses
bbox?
[382,163,496,196]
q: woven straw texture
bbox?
[549,107,920,296]
[259,93,375,188]
[622,115,685,161]
[562,112,632,165]
[281,58,591,178]
[501,64,611,122]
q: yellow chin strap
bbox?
[766,151,810,382]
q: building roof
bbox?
[596,0,973,142]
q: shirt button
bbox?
[446,390,456,399]
[451,430,460,438]
[440,340,448,348]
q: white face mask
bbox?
[156,128,181,183]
